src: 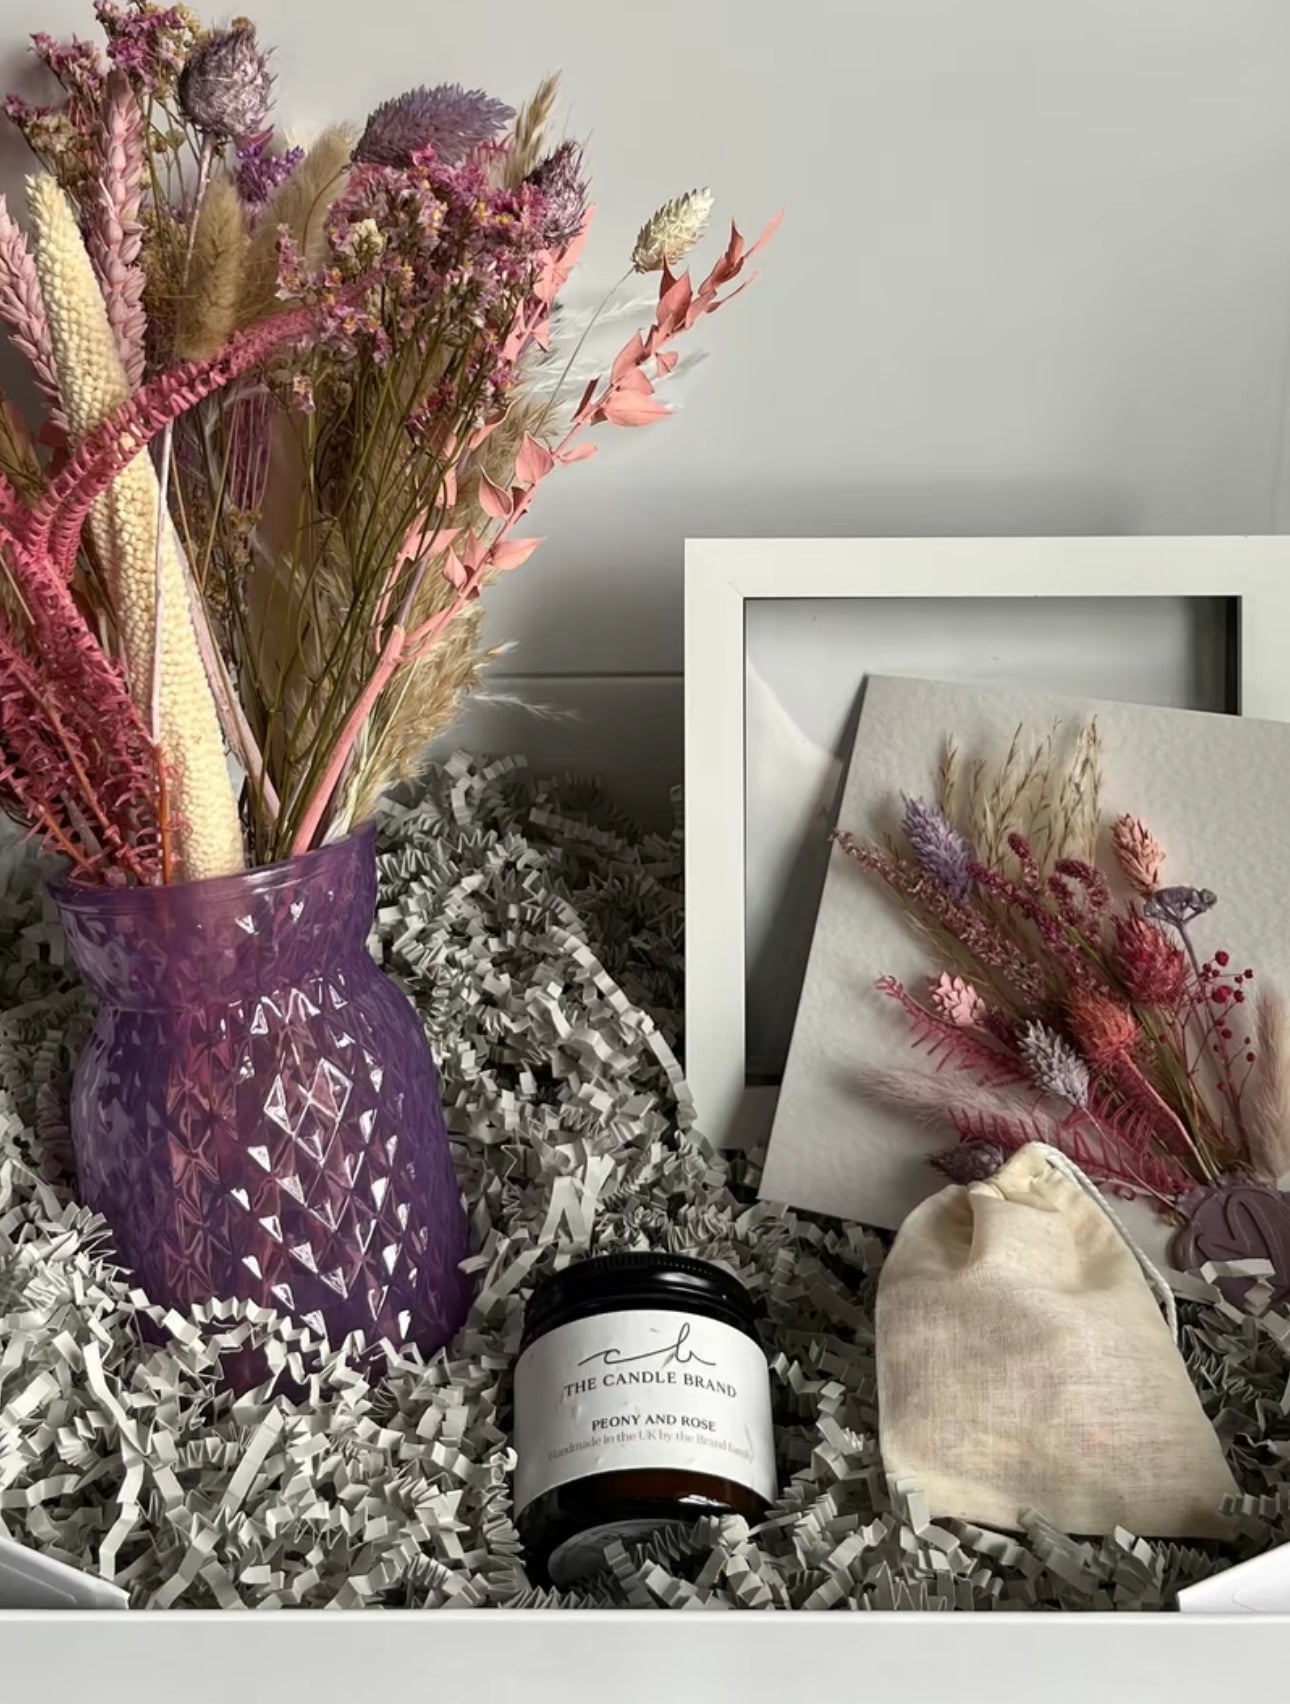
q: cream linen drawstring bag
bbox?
[876,1144,1238,1539]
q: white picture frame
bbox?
[684,536,1290,1150]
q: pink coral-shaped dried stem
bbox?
[0,287,370,883]
[87,70,147,387]
[0,194,65,427]
[0,532,162,883]
[25,296,358,575]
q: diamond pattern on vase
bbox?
[54,826,471,1386]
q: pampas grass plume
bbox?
[240,126,354,324]
[505,75,560,185]
[175,176,247,360]
[1249,988,1290,1183]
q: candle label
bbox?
[514,1307,776,1513]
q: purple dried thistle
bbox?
[903,797,974,900]
[177,22,273,142]
[354,83,515,167]
[1019,1020,1091,1108]
[525,140,588,249]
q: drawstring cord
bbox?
[1028,1144,1178,1342]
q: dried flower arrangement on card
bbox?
[0,3,775,882]
[835,722,1290,1266]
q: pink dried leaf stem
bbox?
[450,213,780,591]
[287,626,410,852]
[287,217,780,854]
[87,71,147,388]
[0,194,65,427]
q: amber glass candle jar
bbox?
[514,1252,777,1586]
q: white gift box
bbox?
[4,1604,1290,1703]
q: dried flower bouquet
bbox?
[0,3,775,883]
[837,723,1290,1233]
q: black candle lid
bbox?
[520,1251,759,1348]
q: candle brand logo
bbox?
[577,1319,717,1372]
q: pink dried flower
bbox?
[1067,989,1139,1065]
[835,834,1048,1006]
[1007,831,1041,893]
[969,860,1108,994]
[1050,857,1111,919]
[31,31,106,104]
[928,973,987,1028]
[1112,814,1166,896]
[1112,911,1189,1007]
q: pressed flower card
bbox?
[761,673,1290,1286]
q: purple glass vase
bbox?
[52,825,471,1360]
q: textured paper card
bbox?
[760,674,1290,1274]
[1176,1543,1290,1613]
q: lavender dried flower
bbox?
[1019,1020,1091,1109]
[178,22,273,142]
[235,131,303,207]
[1144,886,1218,930]
[903,797,974,900]
[525,140,587,249]
[354,84,515,167]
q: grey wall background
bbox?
[4,0,1290,821]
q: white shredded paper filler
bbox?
[0,759,1286,1611]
